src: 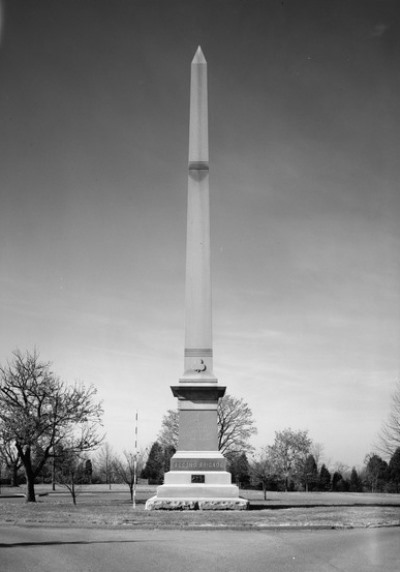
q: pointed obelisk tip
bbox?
[192,45,206,64]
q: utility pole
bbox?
[133,410,138,509]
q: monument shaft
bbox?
[185,46,213,376]
[178,47,220,455]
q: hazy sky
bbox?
[1,0,399,468]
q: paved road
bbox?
[0,526,398,572]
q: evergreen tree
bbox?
[388,447,400,493]
[364,454,389,492]
[332,471,345,492]
[163,444,176,473]
[228,452,251,488]
[85,459,93,484]
[349,467,362,492]
[141,442,164,484]
[318,464,331,491]
[301,454,318,492]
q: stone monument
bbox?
[145,47,248,510]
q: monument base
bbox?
[145,451,249,510]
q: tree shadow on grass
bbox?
[0,539,159,548]
[248,503,400,510]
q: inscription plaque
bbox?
[191,474,205,483]
[170,457,227,471]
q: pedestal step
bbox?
[156,483,239,498]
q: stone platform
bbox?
[145,496,249,510]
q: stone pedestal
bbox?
[145,383,249,510]
[145,450,248,510]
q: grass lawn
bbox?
[1,484,399,530]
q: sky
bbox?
[0,0,399,469]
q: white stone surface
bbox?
[184,169,213,374]
[172,450,227,460]
[188,46,208,165]
[184,46,213,376]
[145,496,249,511]
[156,484,240,499]
[145,497,198,510]
[198,499,249,510]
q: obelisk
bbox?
[184,45,213,381]
[146,47,247,510]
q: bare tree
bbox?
[0,426,23,486]
[250,454,275,500]
[267,428,312,491]
[96,442,115,489]
[377,380,400,459]
[113,450,145,501]
[218,395,257,455]
[310,442,324,470]
[0,457,5,493]
[54,443,85,505]
[158,410,179,450]
[0,350,103,502]
[158,394,257,456]
[332,461,351,480]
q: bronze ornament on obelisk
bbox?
[145,47,248,510]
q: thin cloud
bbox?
[370,23,389,38]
